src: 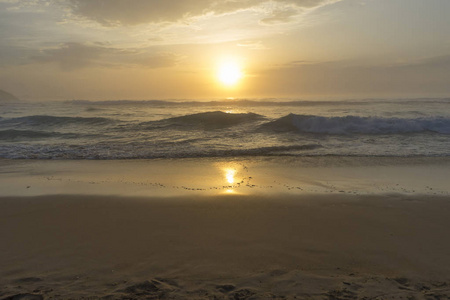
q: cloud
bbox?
[129,52,181,69]
[32,43,108,71]
[31,43,180,71]
[0,0,51,10]
[66,0,340,26]
[398,54,450,70]
[253,55,450,96]
[237,40,267,50]
[260,7,299,24]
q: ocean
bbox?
[1,98,449,159]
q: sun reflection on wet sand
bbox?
[224,168,236,194]
[225,168,236,184]
[220,165,243,194]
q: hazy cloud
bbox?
[260,7,299,24]
[66,0,340,26]
[32,43,108,71]
[129,52,181,69]
[256,55,450,96]
[399,55,450,70]
[31,43,180,71]
[237,40,267,50]
[0,0,51,10]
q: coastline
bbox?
[1,156,450,197]
[1,157,449,299]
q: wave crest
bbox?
[261,114,450,134]
[142,111,265,129]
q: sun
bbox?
[217,59,243,87]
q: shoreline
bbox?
[1,156,450,197]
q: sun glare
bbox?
[225,168,236,184]
[217,60,243,87]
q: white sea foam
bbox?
[262,114,450,134]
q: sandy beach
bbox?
[2,0,450,298]
[0,157,449,299]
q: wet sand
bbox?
[0,157,449,299]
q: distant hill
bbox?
[0,89,20,102]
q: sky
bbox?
[0,0,450,101]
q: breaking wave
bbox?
[141,111,265,129]
[261,114,450,134]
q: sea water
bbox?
[0,98,449,159]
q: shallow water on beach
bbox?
[1,98,449,159]
[1,157,449,197]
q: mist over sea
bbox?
[1,98,449,159]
